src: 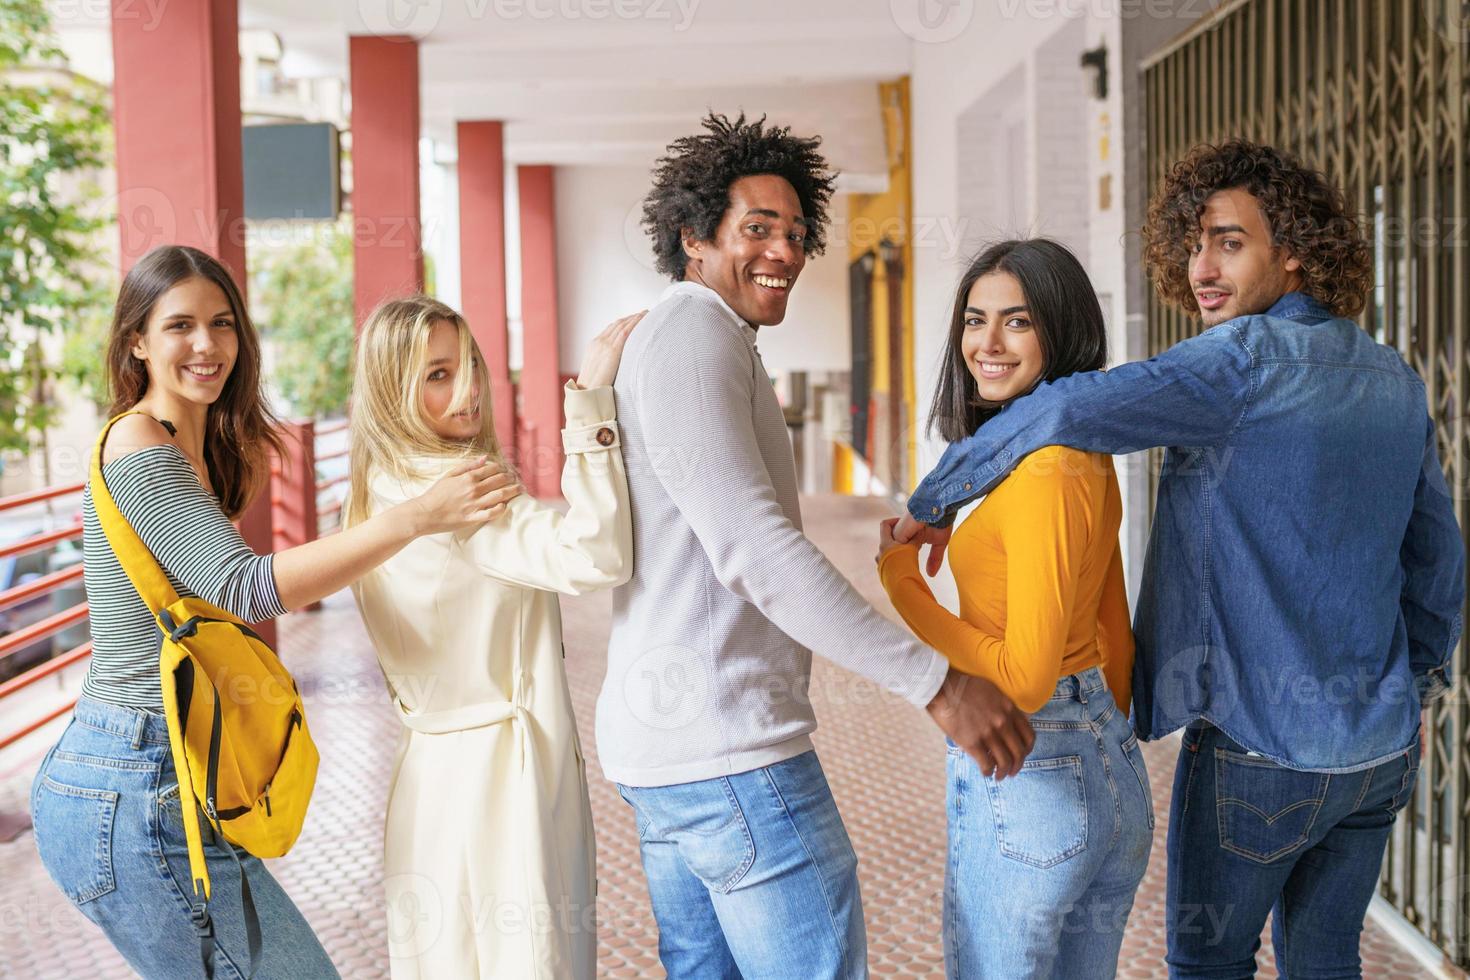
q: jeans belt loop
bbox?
[1076,675,1088,704]
[131,708,146,750]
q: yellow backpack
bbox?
[91,412,319,977]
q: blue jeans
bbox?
[617,750,865,979]
[946,666,1153,979]
[1165,721,1419,978]
[29,696,337,979]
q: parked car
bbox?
[0,521,86,684]
[0,544,56,682]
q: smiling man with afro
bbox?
[596,112,1037,980]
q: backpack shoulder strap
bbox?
[90,412,181,611]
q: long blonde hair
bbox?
[345,295,505,527]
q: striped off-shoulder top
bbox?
[79,444,287,709]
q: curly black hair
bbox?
[1142,139,1373,318]
[642,113,838,282]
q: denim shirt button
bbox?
[931,506,940,516]
[964,483,972,491]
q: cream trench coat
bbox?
[349,383,631,979]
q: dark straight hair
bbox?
[104,245,284,519]
[928,238,1107,443]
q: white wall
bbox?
[754,193,850,374]
[551,165,850,376]
[551,166,666,373]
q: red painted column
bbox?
[457,122,516,457]
[349,36,424,327]
[110,0,246,280]
[270,421,321,612]
[111,0,274,643]
[518,165,563,497]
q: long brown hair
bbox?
[928,239,1107,443]
[104,245,284,518]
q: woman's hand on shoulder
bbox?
[406,457,522,536]
[101,413,174,465]
[576,310,647,389]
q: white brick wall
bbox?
[952,17,1090,267]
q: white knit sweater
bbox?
[596,281,949,787]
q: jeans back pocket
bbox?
[982,755,1088,869]
[33,777,120,905]
[1214,748,1327,864]
[620,778,756,893]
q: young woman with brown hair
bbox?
[29,244,518,977]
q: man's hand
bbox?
[926,667,1035,779]
[894,513,954,577]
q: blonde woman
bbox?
[346,295,640,979]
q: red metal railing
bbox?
[0,419,348,753]
[0,564,83,610]
[0,523,83,562]
[0,479,89,751]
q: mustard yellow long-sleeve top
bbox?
[881,445,1134,715]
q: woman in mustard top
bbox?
[878,239,1153,979]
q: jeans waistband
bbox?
[71,695,172,747]
[1047,666,1109,703]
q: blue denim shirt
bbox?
[909,292,1465,772]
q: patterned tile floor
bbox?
[0,494,1435,978]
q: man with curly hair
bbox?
[894,139,1465,976]
[599,113,1034,978]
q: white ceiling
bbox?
[239,0,918,186]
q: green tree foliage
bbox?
[0,0,110,447]
[248,219,355,419]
